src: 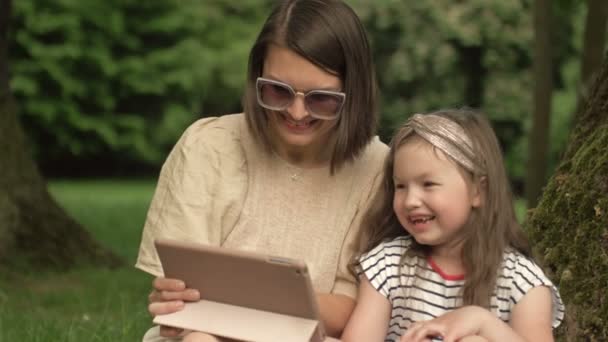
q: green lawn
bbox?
[0,180,157,341]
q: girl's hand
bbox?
[147,277,201,337]
[400,306,491,342]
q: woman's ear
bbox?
[471,176,487,208]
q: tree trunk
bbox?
[527,57,608,341]
[576,0,608,117]
[525,0,553,208]
[0,0,121,270]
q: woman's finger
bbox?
[153,277,186,291]
[148,300,185,316]
[149,288,200,303]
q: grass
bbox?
[0,179,157,341]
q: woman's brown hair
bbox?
[353,108,532,308]
[242,0,378,173]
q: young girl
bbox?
[342,109,564,342]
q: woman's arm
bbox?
[341,277,392,342]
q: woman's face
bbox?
[261,45,342,164]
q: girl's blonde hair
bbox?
[353,108,531,307]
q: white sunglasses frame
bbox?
[255,77,346,120]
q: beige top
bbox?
[136,113,387,298]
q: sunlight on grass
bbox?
[1,179,157,341]
[48,179,156,262]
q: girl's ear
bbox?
[471,176,487,208]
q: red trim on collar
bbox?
[427,256,465,281]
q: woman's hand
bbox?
[147,277,201,337]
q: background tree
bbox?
[576,0,608,114]
[0,0,120,270]
[525,0,554,207]
[527,56,608,341]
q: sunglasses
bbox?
[256,77,346,120]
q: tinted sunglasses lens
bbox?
[259,82,293,109]
[306,93,344,119]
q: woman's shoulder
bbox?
[357,136,389,166]
[170,113,250,170]
[179,113,246,148]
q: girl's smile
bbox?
[407,214,436,227]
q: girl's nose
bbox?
[404,189,422,209]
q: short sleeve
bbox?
[331,138,388,299]
[509,254,565,328]
[135,115,247,277]
[358,237,411,299]
[332,167,385,299]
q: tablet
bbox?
[153,238,325,342]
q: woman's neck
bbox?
[271,136,335,168]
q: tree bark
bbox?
[0,0,121,270]
[527,57,608,341]
[525,0,553,208]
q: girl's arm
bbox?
[341,277,392,342]
[400,286,554,342]
[506,285,555,341]
[317,293,356,338]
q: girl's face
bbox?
[261,45,342,164]
[392,137,482,256]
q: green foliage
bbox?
[9,0,272,171]
[0,179,156,341]
[351,0,585,185]
[8,0,591,183]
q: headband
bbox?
[400,113,483,174]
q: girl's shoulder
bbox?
[500,248,543,275]
[361,235,413,262]
[498,248,565,328]
[498,248,552,285]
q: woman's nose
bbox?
[286,92,308,121]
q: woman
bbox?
[137,0,388,340]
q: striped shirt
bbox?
[359,236,565,342]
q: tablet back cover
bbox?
[153,239,324,341]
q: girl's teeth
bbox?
[412,216,434,224]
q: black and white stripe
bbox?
[359,236,565,342]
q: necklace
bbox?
[290,171,301,181]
